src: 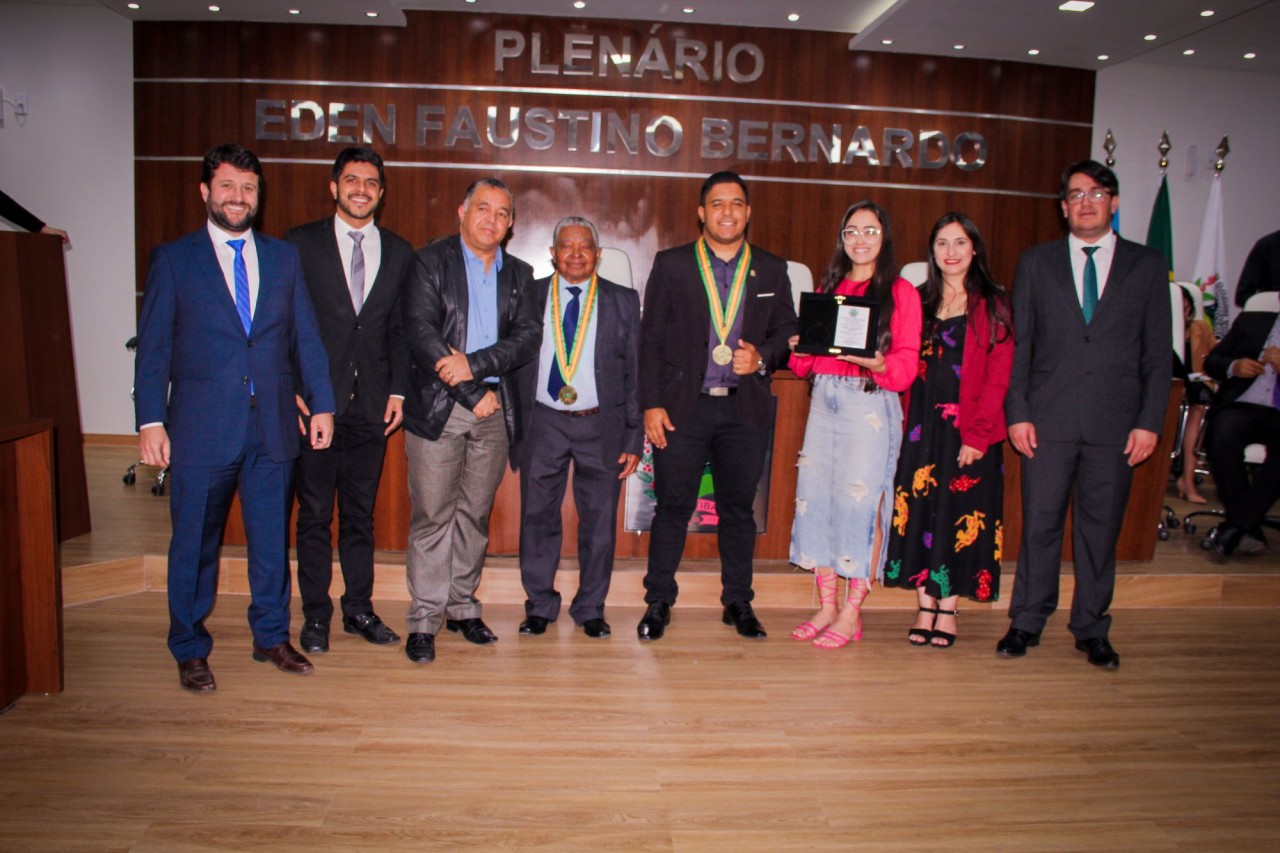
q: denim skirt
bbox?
[790,375,904,580]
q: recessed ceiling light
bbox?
[574,1,586,8]
[787,13,800,22]
[1027,49,1040,56]
[288,8,299,13]
[683,7,695,13]
[1244,52,1257,59]
[881,38,894,45]
[1144,34,1157,41]
[127,2,140,8]
[208,4,219,11]
[1059,1,1094,11]
[1097,54,1109,61]
[953,44,965,50]
[1200,9,1215,16]
[366,11,378,17]
[1183,49,1196,56]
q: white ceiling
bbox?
[83,0,1279,73]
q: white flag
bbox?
[1192,177,1231,337]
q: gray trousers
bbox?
[404,404,509,634]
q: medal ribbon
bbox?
[695,238,751,349]
[550,272,598,389]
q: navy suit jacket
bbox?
[1005,235,1172,445]
[134,227,335,466]
[511,275,643,471]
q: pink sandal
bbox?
[813,578,869,649]
[791,571,838,640]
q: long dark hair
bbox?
[818,200,897,356]
[919,212,1012,350]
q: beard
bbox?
[207,199,257,233]
[336,194,377,226]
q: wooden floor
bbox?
[2,444,1278,850]
[1,595,1278,851]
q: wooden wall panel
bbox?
[134,11,1177,562]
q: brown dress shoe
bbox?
[251,641,314,674]
[178,658,216,693]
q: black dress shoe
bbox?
[405,632,436,663]
[519,616,550,636]
[178,658,216,693]
[722,601,767,639]
[1210,522,1247,556]
[995,627,1041,657]
[252,641,314,674]
[299,618,330,654]
[342,612,400,645]
[582,618,611,639]
[1075,637,1120,669]
[637,602,671,641]
[446,618,499,645]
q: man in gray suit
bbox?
[399,178,542,664]
[511,217,642,640]
[1000,159,1172,669]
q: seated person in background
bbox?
[1174,288,1216,504]
[1202,305,1280,556]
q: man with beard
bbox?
[285,147,413,654]
[135,143,336,692]
[636,171,798,641]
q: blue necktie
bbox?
[228,238,252,335]
[548,285,582,400]
[1082,246,1099,324]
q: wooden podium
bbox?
[0,231,91,540]
[0,417,63,708]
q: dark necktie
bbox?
[228,238,252,335]
[348,230,365,314]
[1082,246,1099,324]
[548,285,582,399]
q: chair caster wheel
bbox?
[1167,516,1180,530]
[1184,522,1196,535]
[123,472,136,485]
[1158,529,1170,541]
[1201,537,1214,550]
[151,483,166,496]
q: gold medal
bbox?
[550,273,598,404]
[695,239,751,363]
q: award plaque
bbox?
[794,292,880,357]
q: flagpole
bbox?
[1146,132,1175,277]
[1104,129,1119,234]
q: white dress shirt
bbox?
[333,215,382,302]
[1067,229,1118,306]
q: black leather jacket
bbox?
[401,235,541,446]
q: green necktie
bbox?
[1082,246,1099,324]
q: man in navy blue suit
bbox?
[135,143,336,693]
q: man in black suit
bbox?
[636,171,798,642]
[1202,306,1280,555]
[400,178,541,664]
[1000,160,1172,669]
[511,217,642,640]
[286,147,413,654]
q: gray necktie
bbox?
[348,230,365,314]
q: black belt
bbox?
[700,387,738,397]
[538,403,600,417]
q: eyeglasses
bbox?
[1064,188,1112,205]
[841,226,882,241]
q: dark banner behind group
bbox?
[134,10,1093,306]
[133,10,1104,559]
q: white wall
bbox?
[1094,62,1280,304]
[0,0,135,435]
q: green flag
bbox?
[1146,174,1174,278]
